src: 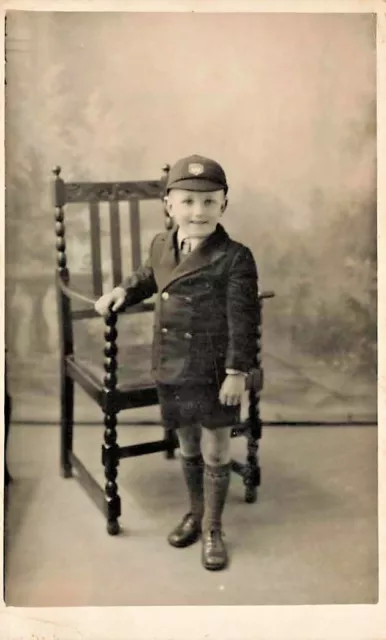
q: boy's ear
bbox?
[220,197,228,214]
[163,196,172,214]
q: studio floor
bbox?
[3,422,378,607]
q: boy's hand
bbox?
[219,373,246,406]
[94,287,126,316]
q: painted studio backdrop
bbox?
[5,12,377,424]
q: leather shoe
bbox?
[167,513,201,548]
[201,530,228,570]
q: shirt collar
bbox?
[176,228,206,250]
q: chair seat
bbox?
[69,343,156,393]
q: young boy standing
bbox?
[95,154,259,571]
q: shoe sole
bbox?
[202,556,228,571]
[203,562,228,571]
[168,532,201,548]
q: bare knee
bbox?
[201,427,231,467]
[204,450,229,466]
[177,425,201,459]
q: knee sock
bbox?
[181,454,204,522]
[202,463,231,533]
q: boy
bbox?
[95,154,259,571]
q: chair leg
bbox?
[244,390,261,504]
[60,374,74,478]
[4,386,12,486]
[164,427,178,459]
[102,410,121,536]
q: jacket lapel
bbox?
[158,224,230,290]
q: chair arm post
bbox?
[103,307,119,402]
[243,289,266,502]
[101,307,121,535]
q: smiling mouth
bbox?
[190,221,209,225]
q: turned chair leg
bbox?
[244,389,261,504]
[60,374,74,478]
[102,410,121,536]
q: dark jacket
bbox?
[121,224,259,386]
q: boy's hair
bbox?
[166,154,228,195]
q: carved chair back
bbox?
[53,165,170,324]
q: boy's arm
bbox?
[118,236,158,308]
[225,246,259,374]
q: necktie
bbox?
[180,239,192,255]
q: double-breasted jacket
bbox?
[121,224,259,387]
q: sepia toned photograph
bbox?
[3,7,378,614]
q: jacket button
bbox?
[162,292,169,300]
[184,332,192,340]
[185,296,192,302]
[161,328,168,334]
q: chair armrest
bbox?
[58,275,156,315]
[258,290,275,300]
[57,274,97,307]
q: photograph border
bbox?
[0,1,385,639]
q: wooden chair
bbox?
[53,165,274,536]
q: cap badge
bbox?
[188,162,205,176]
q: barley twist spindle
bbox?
[244,301,263,503]
[102,307,121,535]
[53,166,69,280]
[53,166,76,479]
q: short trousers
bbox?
[156,383,241,430]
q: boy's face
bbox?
[165,188,227,238]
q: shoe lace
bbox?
[183,512,199,526]
[206,529,225,547]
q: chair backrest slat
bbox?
[129,199,141,271]
[109,199,122,286]
[89,201,103,296]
